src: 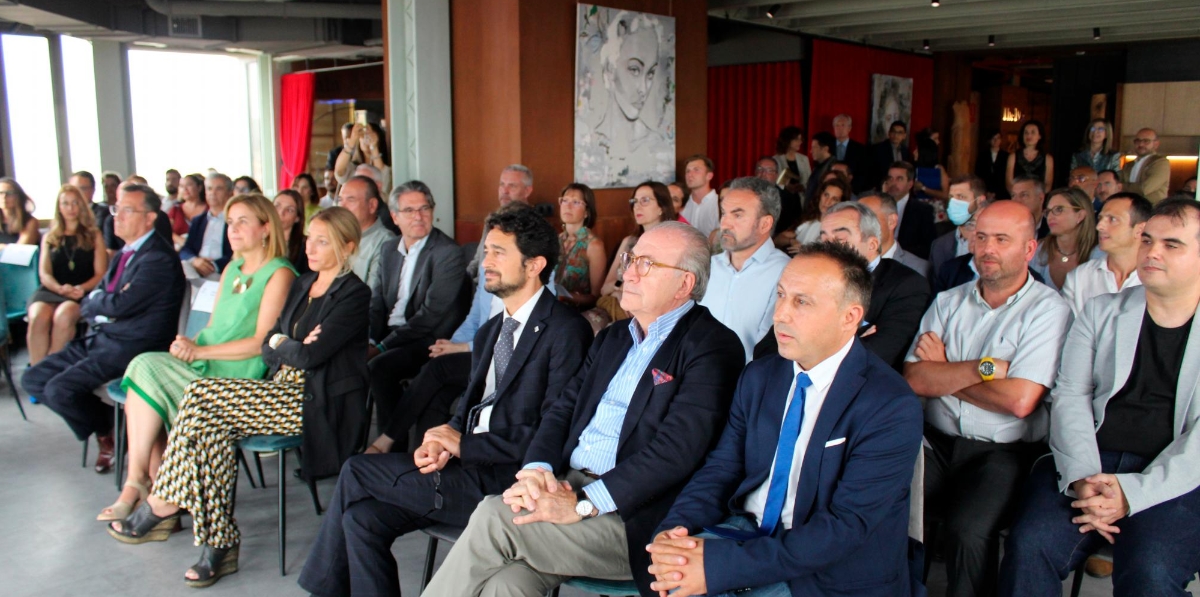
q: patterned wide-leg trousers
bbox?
[152,367,305,549]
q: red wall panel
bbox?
[707,61,805,185]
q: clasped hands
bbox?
[413,424,461,474]
[646,527,707,597]
[1071,475,1129,544]
[500,468,583,526]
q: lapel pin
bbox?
[534,326,540,333]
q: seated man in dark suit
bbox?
[23,184,186,473]
[647,242,924,596]
[298,206,593,597]
[1000,198,1200,595]
[870,120,914,192]
[367,181,470,433]
[422,221,745,597]
[102,181,174,255]
[884,161,938,260]
[178,173,234,277]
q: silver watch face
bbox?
[979,360,996,377]
[575,500,594,518]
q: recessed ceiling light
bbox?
[766,4,781,18]
[988,35,996,47]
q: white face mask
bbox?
[947,198,972,226]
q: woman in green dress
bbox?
[97,193,297,521]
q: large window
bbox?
[60,35,102,185]
[2,35,62,218]
[127,49,253,187]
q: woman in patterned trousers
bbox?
[107,207,372,588]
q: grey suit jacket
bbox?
[929,230,959,280]
[369,227,471,350]
[890,245,931,279]
[1049,286,1200,514]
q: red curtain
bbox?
[278,72,316,190]
[707,61,805,185]
[806,39,933,150]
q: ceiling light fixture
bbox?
[988,35,996,47]
[766,4,781,18]
[1093,27,1101,40]
[923,39,931,50]
[931,0,940,7]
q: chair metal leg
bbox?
[1,349,25,421]
[422,536,439,590]
[1070,566,1085,597]
[114,403,125,491]
[81,438,89,468]
[236,449,258,489]
[278,448,287,576]
[306,477,322,515]
[255,452,267,488]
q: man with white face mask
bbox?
[931,175,988,278]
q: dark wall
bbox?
[1127,40,1200,83]
[708,17,803,67]
[1050,52,1125,186]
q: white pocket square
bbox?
[824,437,846,448]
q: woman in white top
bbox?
[1031,187,1100,291]
[789,174,851,254]
[772,126,812,192]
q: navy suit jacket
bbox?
[448,289,593,491]
[523,305,745,597]
[658,343,924,596]
[80,232,186,362]
[178,211,234,273]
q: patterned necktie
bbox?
[759,371,813,536]
[467,317,521,430]
[106,250,134,293]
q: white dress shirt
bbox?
[682,189,720,238]
[199,210,226,260]
[386,235,429,327]
[701,240,791,362]
[473,286,544,433]
[744,337,855,530]
[1060,257,1141,317]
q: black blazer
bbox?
[896,198,938,260]
[975,149,1010,199]
[81,231,186,361]
[522,305,745,597]
[928,230,959,281]
[840,139,872,194]
[445,289,593,491]
[753,260,931,371]
[261,272,371,479]
[870,141,913,191]
[863,259,931,370]
[369,228,470,350]
[178,211,234,273]
[657,345,924,596]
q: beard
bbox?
[485,270,526,299]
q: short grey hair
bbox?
[389,180,435,212]
[122,183,161,212]
[206,172,232,191]
[502,164,533,187]
[653,221,711,301]
[726,176,781,224]
[834,114,852,126]
[825,201,882,243]
[858,190,897,216]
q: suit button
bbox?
[304,393,314,402]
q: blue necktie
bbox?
[759,371,813,536]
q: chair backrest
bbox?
[0,247,40,321]
[184,308,211,338]
[0,277,9,344]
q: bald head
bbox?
[973,201,1039,288]
[979,201,1037,242]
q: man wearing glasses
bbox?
[23,184,186,474]
[1121,128,1170,203]
[365,181,471,436]
[300,205,592,597]
[422,221,745,597]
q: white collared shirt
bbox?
[882,243,897,261]
[682,189,720,238]
[386,235,430,327]
[473,286,545,434]
[906,274,1073,443]
[1060,257,1141,317]
[700,240,791,362]
[955,228,971,257]
[744,337,856,530]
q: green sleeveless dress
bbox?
[122,256,296,429]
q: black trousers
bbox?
[382,352,472,445]
[368,339,433,436]
[924,426,1046,597]
[296,453,494,597]
[22,338,122,440]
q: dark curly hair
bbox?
[484,203,561,285]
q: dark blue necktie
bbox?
[467,317,520,431]
[759,371,813,536]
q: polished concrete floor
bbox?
[0,345,1140,597]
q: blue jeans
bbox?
[999,451,1200,596]
[691,516,791,597]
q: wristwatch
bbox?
[978,357,996,382]
[575,489,598,519]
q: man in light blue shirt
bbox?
[702,177,791,362]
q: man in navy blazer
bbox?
[648,242,924,597]
[421,222,745,597]
[23,184,185,473]
[298,205,592,597]
[178,173,234,276]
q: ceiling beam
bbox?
[905,26,1200,52]
[756,0,1167,29]
[852,6,1196,42]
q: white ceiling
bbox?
[708,0,1200,52]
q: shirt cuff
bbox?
[523,462,553,473]
[582,480,617,515]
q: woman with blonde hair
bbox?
[98,193,296,521]
[26,185,108,364]
[109,207,370,589]
[1031,187,1100,291]
[1070,118,1122,174]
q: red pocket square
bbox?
[652,368,674,385]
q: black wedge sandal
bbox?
[185,544,239,589]
[107,501,182,545]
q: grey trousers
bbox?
[421,470,633,597]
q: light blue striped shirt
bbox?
[527,300,695,514]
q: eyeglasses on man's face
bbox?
[619,252,688,278]
[109,205,148,217]
[396,204,433,218]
